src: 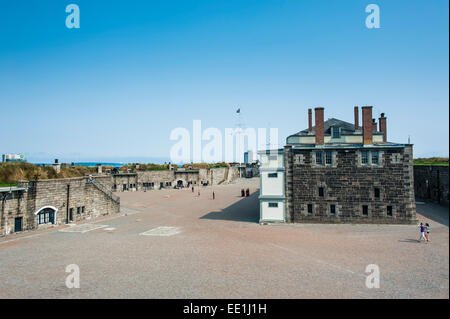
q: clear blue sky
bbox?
[0,0,448,163]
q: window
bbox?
[330,204,336,215]
[393,154,399,163]
[76,207,81,214]
[307,204,313,214]
[37,208,56,225]
[268,173,278,178]
[316,151,323,165]
[325,151,333,165]
[268,155,278,161]
[374,188,380,199]
[362,205,369,216]
[361,151,369,165]
[372,151,379,165]
[332,126,340,138]
[268,202,278,208]
[318,187,324,197]
[81,206,85,214]
[387,206,393,216]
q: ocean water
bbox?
[73,162,126,167]
[34,162,125,167]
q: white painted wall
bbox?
[261,201,284,222]
[259,153,284,168]
[261,171,284,196]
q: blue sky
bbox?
[0,0,448,163]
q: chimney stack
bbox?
[362,106,373,145]
[308,109,313,133]
[314,107,324,145]
[379,113,387,142]
[354,106,359,130]
[372,119,377,132]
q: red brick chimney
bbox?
[372,119,377,132]
[379,113,387,142]
[308,108,312,133]
[315,107,324,145]
[362,106,373,145]
[354,106,359,130]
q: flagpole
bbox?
[236,107,242,178]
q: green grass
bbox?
[413,157,449,166]
[414,162,449,166]
[146,167,169,171]
[0,182,18,187]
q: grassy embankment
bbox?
[122,162,229,172]
[0,162,98,185]
[413,157,449,166]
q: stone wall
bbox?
[0,176,120,236]
[0,166,240,236]
[111,173,138,191]
[25,176,120,226]
[135,167,239,189]
[0,190,28,236]
[414,165,449,206]
[287,145,417,224]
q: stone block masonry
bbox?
[414,165,449,206]
[0,166,239,236]
[286,145,417,224]
[1,176,120,236]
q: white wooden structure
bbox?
[258,149,285,223]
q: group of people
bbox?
[241,188,250,197]
[418,222,431,243]
[192,186,215,200]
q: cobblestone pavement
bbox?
[0,178,448,298]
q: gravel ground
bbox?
[0,178,448,299]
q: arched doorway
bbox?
[34,206,58,225]
[174,178,187,188]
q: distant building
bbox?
[259,106,417,224]
[244,151,257,164]
[2,154,26,162]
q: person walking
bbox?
[418,223,427,242]
[425,223,431,242]
[212,191,215,200]
[192,186,194,193]
[198,190,200,196]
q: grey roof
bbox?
[295,118,357,136]
[0,186,26,193]
[291,143,405,150]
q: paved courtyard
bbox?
[0,178,448,298]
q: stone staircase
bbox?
[218,167,229,185]
[89,179,120,205]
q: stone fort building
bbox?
[0,166,239,236]
[259,106,417,224]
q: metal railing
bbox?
[88,178,120,204]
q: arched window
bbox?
[35,206,57,225]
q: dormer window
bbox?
[331,126,340,138]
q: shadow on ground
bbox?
[415,202,449,227]
[200,190,260,223]
[398,239,421,243]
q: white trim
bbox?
[34,206,58,224]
